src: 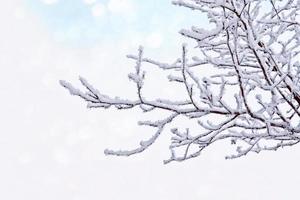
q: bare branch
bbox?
[61,0,300,163]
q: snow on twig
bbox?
[61,0,300,163]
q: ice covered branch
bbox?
[61,0,300,163]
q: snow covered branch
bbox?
[61,0,300,163]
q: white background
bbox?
[1,1,300,199]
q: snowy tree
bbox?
[60,0,300,163]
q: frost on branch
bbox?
[60,0,300,163]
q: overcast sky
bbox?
[1,0,300,200]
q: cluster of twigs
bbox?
[61,0,300,163]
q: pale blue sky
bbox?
[25,0,207,47]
